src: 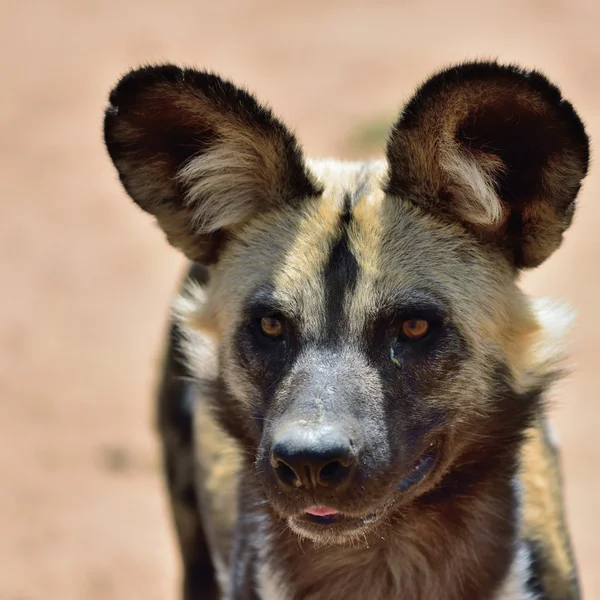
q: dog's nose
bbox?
[270,425,357,489]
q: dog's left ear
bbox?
[386,62,590,268]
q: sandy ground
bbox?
[1,1,599,598]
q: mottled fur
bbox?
[104,61,589,599]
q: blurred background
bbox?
[1,1,599,598]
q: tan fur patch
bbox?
[520,418,578,598]
[193,397,241,591]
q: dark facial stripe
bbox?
[322,193,359,341]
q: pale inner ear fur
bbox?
[177,131,289,234]
[440,148,505,227]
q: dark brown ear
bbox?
[385,62,590,268]
[104,65,321,263]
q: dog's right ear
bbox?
[104,65,321,263]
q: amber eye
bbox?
[400,319,429,341]
[260,316,284,338]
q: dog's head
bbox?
[105,62,589,544]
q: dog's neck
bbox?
[239,452,525,600]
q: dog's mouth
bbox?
[286,441,441,541]
[302,505,382,526]
[288,505,387,542]
[395,440,439,492]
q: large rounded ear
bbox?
[104,65,321,263]
[385,62,590,268]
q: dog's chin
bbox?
[285,506,389,545]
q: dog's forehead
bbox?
[271,160,387,317]
[261,160,476,333]
[218,157,505,342]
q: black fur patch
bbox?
[525,539,547,599]
[397,63,588,156]
[322,194,359,342]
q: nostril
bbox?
[317,460,351,486]
[274,460,300,487]
[270,426,357,489]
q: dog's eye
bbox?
[399,319,429,341]
[260,316,284,338]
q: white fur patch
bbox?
[494,543,538,600]
[257,564,290,600]
[256,531,290,600]
[530,297,574,369]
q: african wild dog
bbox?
[104,61,589,599]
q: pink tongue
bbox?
[306,506,339,517]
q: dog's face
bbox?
[105,62,589,544]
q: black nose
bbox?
[270,425,357,490]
